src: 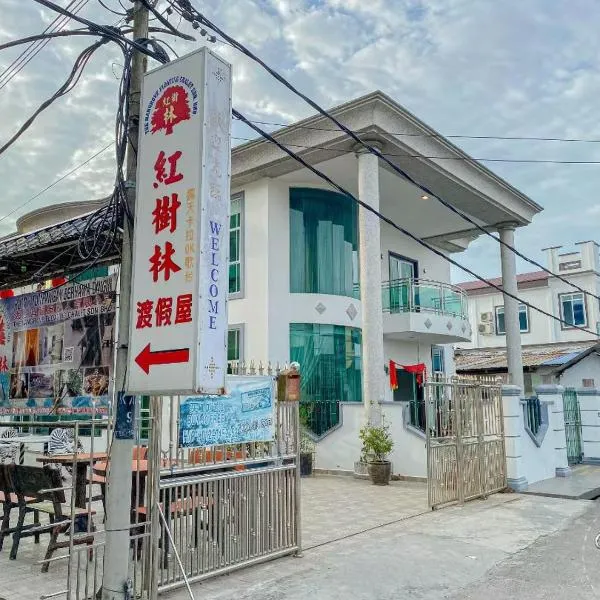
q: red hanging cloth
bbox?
[389,360,398,390]
[0,289,14,299]
[399,363,427,386]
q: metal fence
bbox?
[563,388,583,464]
[426,375,506,509]
[524,397,543,436]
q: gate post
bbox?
[577,388,600,464]
[502,384,528,491]
[536,385,570,477]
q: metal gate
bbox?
[426,375,506,509]
[563,388,583,464]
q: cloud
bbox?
[1,0,599,287]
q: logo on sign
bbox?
[144,76,199,136]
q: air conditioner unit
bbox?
[478,323,494,335]
[480,311,493,323]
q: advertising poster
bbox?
[179,376,274,447]
[0,275,117,415]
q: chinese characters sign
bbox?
[178,377,275,447]
[128,49,232,395]
[0,276,117,415]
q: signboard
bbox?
[178,376,275,447]
[114,392,136,440]
[0,276,117,415]
[127,48,232,395]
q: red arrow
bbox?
[135,343,190,374]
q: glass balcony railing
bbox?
[381,278,468,319]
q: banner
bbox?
[0,275,117,414]
[178,376,274,447]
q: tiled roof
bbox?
[455,342,598,372]
[456,271,548,292]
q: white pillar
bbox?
[357,147,385,424]
[502,384,528,491]
[536,385,570,477]
[498,223,524,390]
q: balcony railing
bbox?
[381,278,468,319]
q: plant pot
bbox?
[367,461,391,485]
[300,452,313,477]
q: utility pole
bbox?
[102,2,148,599]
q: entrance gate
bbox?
[426,376,506,509]
[563,388,583,464]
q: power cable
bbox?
[233,108,599,339]
[176,2,600,304]
[0,143,112,225]
[0,0,90,92]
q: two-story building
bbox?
[456,241,600,393]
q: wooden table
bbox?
[37,452,108,508]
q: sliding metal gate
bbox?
[426,376,506,509]
[563,388,583,464]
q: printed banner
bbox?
[0,275,117,415]
[178,376,274,447]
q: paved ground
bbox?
[523,463,600,500]
[0,474,594,600]
[167,478,592,600]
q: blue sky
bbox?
[1,0,599,282]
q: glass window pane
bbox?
[289,323,362,402]
[228,329,240,361]
[496,308,505,334]
[229,263,240,294]
[519,305,528,332]
[562,297,574,325]
[573,296,585,325]
[229,230,239,262]
[290,188,359,298]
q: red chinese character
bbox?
[175,294,193,324]
[153,150,184,189]
[0,315,5,346]
[152,193,181,234]
[150,85,191,136]
[136,300,153,329]
[0,356,7,372]
[149,242,181,283]
[155,297,173,327]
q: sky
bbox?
[1,0,600,283]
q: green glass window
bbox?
[495,304,529,334]
[290,323,362,402]
[229,195,242,295]
[228,328,241,361]
[290,188,359,298]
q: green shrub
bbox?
[359,418,393,463]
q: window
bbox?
[431,346,445,373]
[582,378,595,388]
[227,327,243,362]
[290,324,362,402]
[229,194,243,296]
[560,293,586,328]
[495,304,529,335]
[290,188,359,298]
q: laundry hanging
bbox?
[389,360,427,388]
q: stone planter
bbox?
[367,461,392,485]
[353,460,369,479]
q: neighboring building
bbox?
[456,241,600,392]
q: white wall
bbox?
[313,401,427,478]
[558,354,600,389]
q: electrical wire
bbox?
[233,108,599,339]
[239,118,600,145]
[97,0,128,17]
[175,1,600,304]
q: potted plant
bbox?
[359,418,394,485]
[299,403,315,477]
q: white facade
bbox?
[459,241,600,350]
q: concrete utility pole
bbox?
[102,3,149,599]
[498,223,525,392]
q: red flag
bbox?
[389,360,398,391]
[0,289,14,299]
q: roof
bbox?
[456,270,548,292]
[455,342,598,372]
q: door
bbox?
[389,254,417,313]
[563,388,583,464]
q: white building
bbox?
[456,241,600,392]
[226,90,540,456]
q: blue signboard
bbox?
[115,393,136,440]
[179,376,274,447]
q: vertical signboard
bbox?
[127,48,232,395]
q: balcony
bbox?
[381,278,472,343]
